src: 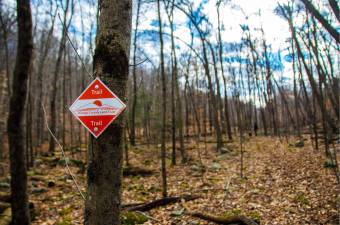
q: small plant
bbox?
[294,140,304,148]
[121,212,148,225]
[58,207,72,216]
[222,208,242,218]
[324,160,336,168]
[57,215,72,225]
[295,193,310,206]
[248,211,262,221]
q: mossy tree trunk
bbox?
[84,1,132,224]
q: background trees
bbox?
[0,0,337,173]
[0,0,338,224]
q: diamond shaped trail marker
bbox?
[69,77,126,138]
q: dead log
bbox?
[186,211,258,225]
[123,167,154,177]
[126,195,199,212]
[122,202,144,208]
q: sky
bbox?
[3,0,335,87]
[136,0,293,82]
[2,0,291,54]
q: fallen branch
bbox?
[135,211,160,222]
[126,195,199,212]
[123,167,154,177]
[122,202,144,208]
[186,211,258,225]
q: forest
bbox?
[0,0,339,224]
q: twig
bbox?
[57,13,94,79]
[127,195,199,211]
[135,211,160,222]
[42,103,86,201]
[223,177,231,202]
[129,58,148,67]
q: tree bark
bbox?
[84,0,132,224]
[130,0,141,146]
[300,0,339,42]
[328,0,340,22]
[7,0,33,224]
[157,0,168,198]
[48,0,72,153]
[165,0,186,164]
[217,3,232,141]
[36,5,57,147]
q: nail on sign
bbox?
[69,77,126,138]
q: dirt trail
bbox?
[25,136,338,225]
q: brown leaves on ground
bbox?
[23,136,338,225]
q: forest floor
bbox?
[0,135,338,225]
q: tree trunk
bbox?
[202,41,223,152]
[165,0,186,164]
[0,12,11,98]
[300,0,339,42]
[36,6,57,147]
[291,41,301,137]
[217,2,232,141]
[84,1,132,224]
[157,0,168,198]
[7,0,33,224]
[171,36,176,165]
[130,0,141,146]
[48,0,72,153]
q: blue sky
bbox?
[2,0,338,88]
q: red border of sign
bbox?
[69,77,126,138]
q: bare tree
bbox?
[299,0,339,42]
[7,0,33,224]
[157,0,168,197]
[48,0,74,153]
[130,0,142,146]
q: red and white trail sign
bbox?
[69,77,126,138]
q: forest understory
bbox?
[0,135,335,225]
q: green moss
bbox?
[147,186,161,192]
[59,207,72,216]
[239,177,248,183]
[180,182,190,189]
[121,212,148,225]
[324,159,336,168]
[143,159,152,166]
[294,140,304,148]
[56,215,72,225]
[222,208,242,218]
[295,193,310,206]
[255,143,261,151]
[248,211,262,221]
[135,195,147,202]
[287,147,297,152]
[27,170,35,176]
